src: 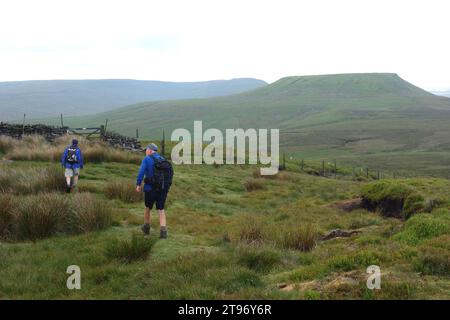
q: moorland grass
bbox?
[105,232,157,263]
[0,165,67,195]
[2,134,142,164]
[0,192,112,241]
[0,157,449,299]
[104,179,143,203]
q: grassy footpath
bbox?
[1,158,449,299]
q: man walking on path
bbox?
[136,143,173,239]
[61,138,84,193]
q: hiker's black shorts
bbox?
[144,189,168,210]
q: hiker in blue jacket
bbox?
[61,139,84,193]
[136,143,172,239]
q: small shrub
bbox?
[280,224,317,252]
[105,179,143,203]
[243,179,265,192]
[414,247,450,276]
[105,233,157,263]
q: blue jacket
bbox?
[61,145,84,169]
[136,153,164,192]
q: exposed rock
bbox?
[323,273,360,293]
[321,229,361,241]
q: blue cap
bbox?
[72,139,78,145]
[146,143,158,151]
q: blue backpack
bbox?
[65,146,78,164]
[145,155,174,191]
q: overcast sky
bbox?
[0,0,449,90]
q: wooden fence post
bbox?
[301,159,304,171]
[21,113,26,137]
[322,160,325,177]
[161,129,166,157]
[366,167,369,178]
[60,114,64,127]
[136,128,139,139]
[334,160,337,179]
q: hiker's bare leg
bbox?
[144,207,151,225]
[65,176,71,186]
[158,210,166,228]
[73,175,79,187]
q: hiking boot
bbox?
[160,229,168,239]
[141,224,150,236]
[66,185,71,193]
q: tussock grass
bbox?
[243,179,265,192]
[66,193,112,234]
[13,193,69,241]
[105,179,143,203]
[0,165,66,195]
[0,135,16,153]
[105,233,157,263]
[0,192,112,241]
[1,134,142,164]
[279,224,318,252]
[238,217,265,244]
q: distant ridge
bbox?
[0,78,267,120]
[48,72,450,175]
[432,90,450,97]
[57,73,450,137]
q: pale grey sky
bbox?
[0,0,449,90]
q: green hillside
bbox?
[42,73,450,177]
[0,78,267,120]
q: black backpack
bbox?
[145,155,174,191]
[66,146,78,164]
